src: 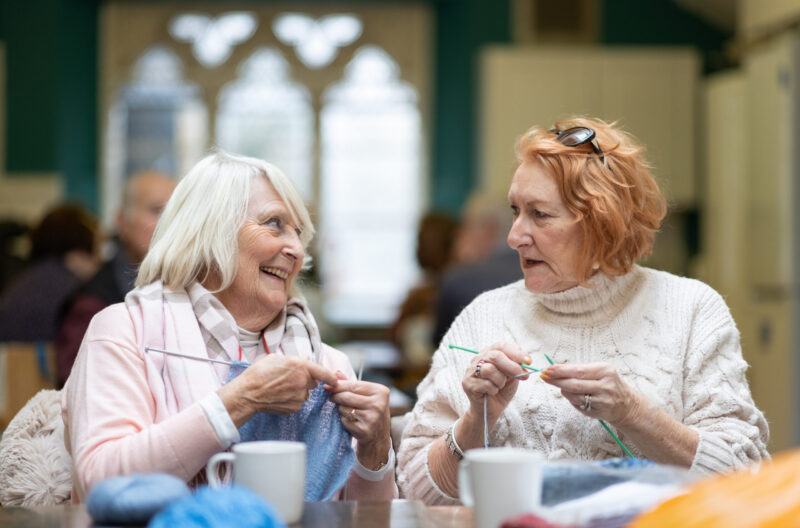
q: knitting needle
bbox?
[482,394,489,449]
[343,357,365,503]
[542,353,635,458]
[144,346,250,367]
[448,344,542,373]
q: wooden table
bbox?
[0,501,473,527]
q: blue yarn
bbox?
[148,485,287,528]
[597,457,654,469]
[87,473,190,525]
[227,362,356,501]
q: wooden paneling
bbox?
[0,343,56,430]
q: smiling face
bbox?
[507,161,585,294]
[214,176,304,331]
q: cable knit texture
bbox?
[396,265,769,505]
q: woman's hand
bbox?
[217,355,339,427]
[540,362,644,426]
[461,342,531,427]
[326,372,392,471]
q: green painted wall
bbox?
[431,0,512,213]
[2,0,98,212]
[3,1,60,172]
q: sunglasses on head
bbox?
[551,126,605,164]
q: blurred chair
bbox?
[0,342,57,430]
[0,388,72,506]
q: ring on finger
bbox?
[474,360,485,379]
[346,408,359,421]
[582,393,592,412]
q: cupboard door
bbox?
[745,35,800,287]
[601,50,698,207]
[480,46,698,205]
[480,47,603,197]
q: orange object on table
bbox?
[630,449,800,528]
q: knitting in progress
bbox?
[228,362,356,500]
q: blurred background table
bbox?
[0,501,472,528]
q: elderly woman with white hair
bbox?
[62,151,396,502]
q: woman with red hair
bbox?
[397,117,769,504]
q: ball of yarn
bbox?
[87,473,190,525]
[148,485,288,528]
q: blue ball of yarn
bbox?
[87,473,190,525]
[148,485,288,528]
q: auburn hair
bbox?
[515,117,667,283]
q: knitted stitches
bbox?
[396,266,769,505]
[228,364,356,501]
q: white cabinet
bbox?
[743,34,800,451]
[479,46,699,206]
[703,33,800,451]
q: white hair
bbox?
[137,150,314,294]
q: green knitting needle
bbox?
[448,344,541,373]
[543,353,635,458]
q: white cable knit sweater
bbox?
[396,265,769,505]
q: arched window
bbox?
[216,48,314,200]
[105,46,207,221]
[102,5,431,330]
[319,45,422,325]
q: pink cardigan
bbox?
[62,303,397,502]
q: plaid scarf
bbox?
[125,281,323,415]
[187,283,321,374]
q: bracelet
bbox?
[445,421,464,461]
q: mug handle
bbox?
[206,452,235,488]
[458,459,474,506]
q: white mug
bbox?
[207,441,306,524]
[459,447,544,528]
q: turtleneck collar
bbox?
[525,265,644,327]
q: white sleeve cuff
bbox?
[352,440,395,482]
[199,392,240,448]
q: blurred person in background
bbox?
[433,191,523,345]
[0,204,99,342]
[389,211,458,366]
[55,170,175,387]
[0,220,29,293]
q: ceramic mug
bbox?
[207,440,306,524]
[459,447,544,528]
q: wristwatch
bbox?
[445,422,464,460]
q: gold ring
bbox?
[347,408,359,421]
